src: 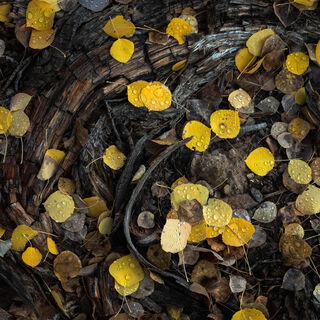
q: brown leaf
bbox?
[263,50,285,72]
[75,118,88,147]
[273,0,300,27]
[177,199,203,225]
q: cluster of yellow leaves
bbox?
[26,0,60,49]
[127,80,172,111]
[109,254,144,296]
[235,29,275,74]
[103,14,194,64]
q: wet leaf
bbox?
[177,199,203,226]
[270,122,288,139]
[288,117,310,141]
[110,38,134,63]
[22,247,42,267]
[231,308,266,320]
[253,201,277,223]
[203,198,232,227]
[103,145,126,170]
[256,96,280,113]
[311,157,320,185]
[47,237,59,255]
[246,29,275,56]
[11,225,38,251]
[0,107,13,135]
[275,68,304,94]
[295,185,320,215]
[102,16,135,38]
[114,280,139,296]
[188,220,207,243]
[245,147,275,176]
[247,225,267,248]
[43,191,75,223]
[316,40,320,65]
[54,251,82,281]
[228,88,251,109]
[282,268,305,291]
[313,284,320,302]
[58,177,76,195]
[182,121,211,152]
[235,48,256,73]
[29,28,55,49]
[83,196,109,217]
[286,52,309,75]
[166,18,192,45]
[288,159,312,184]
[261,34,286,56]
[222,218,255,247]
[0,240,12,257]
[161,219,191,253]
[109,254,144,287]
[140,81,172,111]
[8,110,30,137]
[285,223,304,238]
[26,0,55,31]
[295,87,306,105]
[127,80,149,107]
[171,183,209,210]
[229,275,246,293]
[210,110,240,139]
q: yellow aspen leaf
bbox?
[43,191,75,222]
[288,117,310,141]
[182,121,211,152]
[160,219,191,253]
[102,15,135,39]
[293,0,317,6]
[232,308,266,320]
[109,254,144,287]
[54,250,82,281]
[203,198,232,227]
[29,28,55,49]
[83,196,109,217]
[46,149,65,163]
[188,220,207,243]
[295,185,320,215]
[179,14,198,33]
[10,93,32,112]
[244,57,265,74]
[172,59,187,72]
[0,226,5,238]
[58,177,76,195]
[245,147,274,176]
[288,159,312,184]
[0,107,13,134]
[11,225,38,251]
[110,38,134,63]
[127,80,149,107]
[47,237,59,255]
[206,225,225,238]
[140,81,172,111]
[222,218,255,247]
[51,290,70,318]
[285,223,304,238]
[43,0,60,12]
[275,68,304,94]
[210,110,240,139]
[37,149,65,181]
[103,145,126,170]
[235,48,257,72]
[228,89,251,109]
[114,280,139,296]
[166,17,192,45]
[246,29,275,56]
[0,4,11,22]
[98,217,113,235]
[316,40,320,65]
[295,87,306,105]
[8,110,30,137]
[286,52,309,75]
[22,247,42,267]
[26,0,55,31]
[171,183,209,210]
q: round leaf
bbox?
[182,121,211,152]
[26,0,55,31]
[11,225,38,251]
[110,38,134,63]
[288,159,312,184]
[0,107,13,135]
[127,80,149,107]
[22,247,42,267]
[8,110,30,137]
[203,198,232,227]
[102,16,135,38]
[166,18,192,45]
[286,52,309,75]
[245,147,274,176]
[246,29,275,56]
[210,110,240,139]
[103,145,126,170]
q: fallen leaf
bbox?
[0,107,13,135]
[103,145,126,170]
[29,28,55,49]
[47,237,59,255]
[166,17,192,45]
[110,38,134,63]
[288,159,312,184]
[54,251,82,281]
[231,308,266,320]
[22,247,42,267]
[79,0,110,12]
[235,48,256,73]
[26,0,55,30]
[203,198,232,227]
[245,147,275,176]
[210,110,240,139]
[11,225,38,251]
[8,110,30,137]
[246,29,275,56]
[83,196,109,217]
[102,16,135,38]
[286,52,309,75]
[127,80,149,107]
[182,121,211,152]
